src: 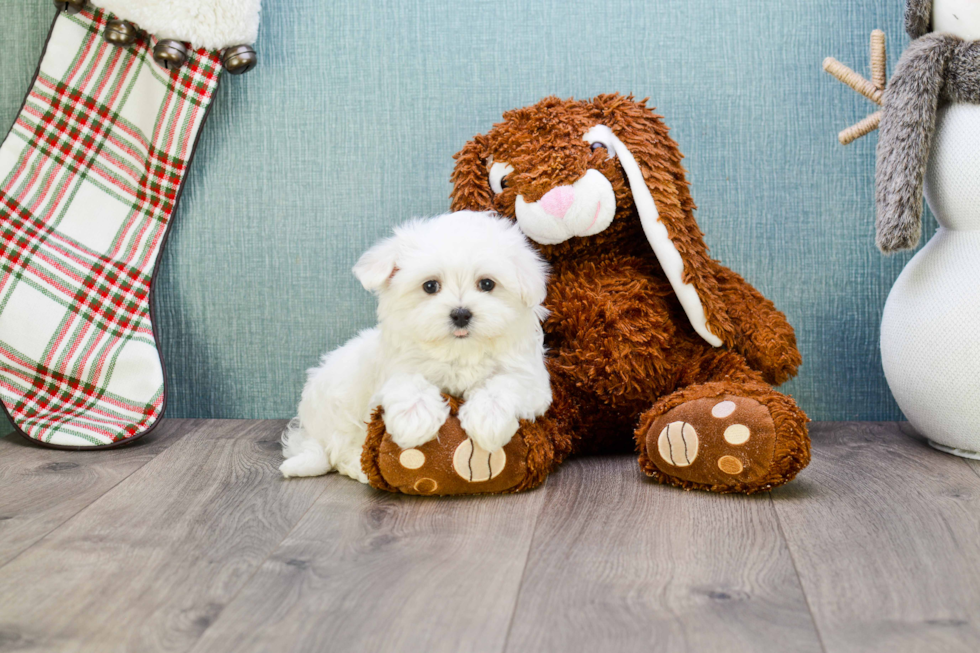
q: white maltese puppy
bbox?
[280,211,552,481]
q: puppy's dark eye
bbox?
[499,176,509,190]
[590,141,608,152]
[423,280,440,294]
[478,278,495,292]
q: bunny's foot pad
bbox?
[638,392,807,494]
[364,409,528,496]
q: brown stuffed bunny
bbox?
[362,94,809,495]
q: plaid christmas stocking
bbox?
[0,1,259,448]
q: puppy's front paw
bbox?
[382,380,450,449]
[386,395,450,448]
[459,392,520,453]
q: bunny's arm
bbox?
[713,265,801,386]
[875,34,954,252]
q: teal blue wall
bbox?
[1,0,927,435]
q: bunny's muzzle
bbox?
[513,169,617,246]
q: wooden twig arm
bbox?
[825,30,888,145]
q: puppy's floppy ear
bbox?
[507,224,549,308]
[451,134,493,212]
[353,236,399,293]
[589,94,735,348]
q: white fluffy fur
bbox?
[280,211,552,481]
[90,0,261,50]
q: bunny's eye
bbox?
[489,161,515,195]
[583,127,618,160]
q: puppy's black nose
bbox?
[451,307,472,328]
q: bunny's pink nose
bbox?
[539,186,575,218]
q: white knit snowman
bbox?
[828,0,980,457]
[883,0,980,458]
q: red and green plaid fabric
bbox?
[0,7,221,447]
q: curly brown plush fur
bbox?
[365,94,810,495]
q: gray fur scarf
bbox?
[876,17,980,252]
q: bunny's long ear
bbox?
[875,35,953,253]
[591,97,734,348]
[450,135,493,212]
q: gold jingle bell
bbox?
[153,40,188,71]
[104,19,139,47]
[222,45,257,75]
[53,0,86,14]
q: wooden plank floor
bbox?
[0,420,978,653]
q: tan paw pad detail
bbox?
[453,439,506,482]
[414,478,438,494]
[399,449,425,469]
[644,395,777,487]
[711,401,737,418]
[657,422,699,467]
[723,424,751,445]
[717,456,744,475]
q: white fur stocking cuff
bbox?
[90,0,262,51]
